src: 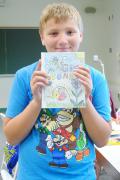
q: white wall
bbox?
[0,0,104,28]
[0,0,120,108]
[102,0,120,108]
[0,75,14,108]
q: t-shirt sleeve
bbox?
[92,73,111,122]
[6,69,30,118]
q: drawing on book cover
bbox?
[41,52,86,108]
[107,130,120,145]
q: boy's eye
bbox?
[49,32,58,36]
[67,31,73,35]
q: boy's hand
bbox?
[30,60,48,104]
[73,66,93,100]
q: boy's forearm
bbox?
[80,99,112,147]
[3,99,41,145]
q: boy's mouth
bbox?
[55,48,71,52]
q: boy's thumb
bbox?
[36,59,41,71]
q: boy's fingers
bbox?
[35,60,41,71]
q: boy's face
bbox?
[40,18,83,52]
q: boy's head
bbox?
[39,3,83,34]
[39,3,83,52]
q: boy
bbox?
[3,3,111,180]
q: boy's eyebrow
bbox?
[47,28,59,32]
[47,26,78,32]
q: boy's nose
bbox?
[57,34,68,46]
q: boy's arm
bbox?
[3,61,48,145]
[80,99,111,148]
[3,99,41,145]
[74,66,111,147]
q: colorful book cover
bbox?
[41,52,86,108]
[107,130,120,145]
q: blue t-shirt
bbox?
[6,61,111,180]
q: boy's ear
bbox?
[40,32,45,46]
[80,32,83,43]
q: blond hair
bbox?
[39,3,83,33]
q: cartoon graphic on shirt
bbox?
[46,134,72,168]
[35,109,52,154]
[75,123,90,161]
[35,108,90,168]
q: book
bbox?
[107,130,120,145]
[107,121,120,145]
[41,52,86,108]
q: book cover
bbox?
[41,52,86,108]
[107,130,120,145]
[107,121,120,145]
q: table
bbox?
[96,145,120,180]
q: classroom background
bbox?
[0,1,120,179]
[0,0,120,111]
